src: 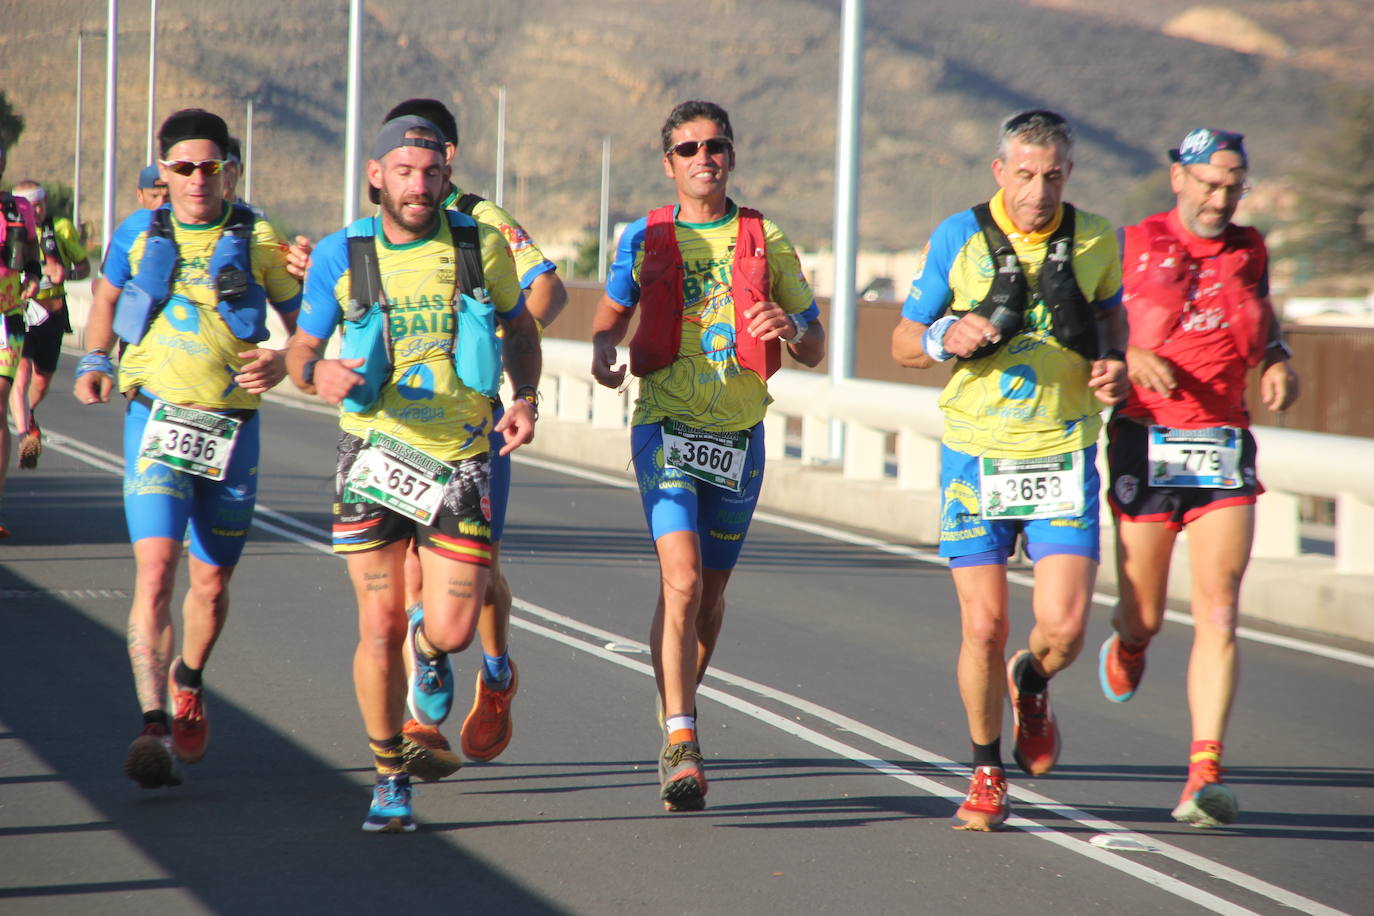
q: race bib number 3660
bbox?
[662,420,748,491]
[1147,425,1242,489]
[979,450,1086,520]
[138,400,242,480]
[344,431,452,525]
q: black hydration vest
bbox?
[957,202,1098,362]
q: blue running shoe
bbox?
[406,605,454,726]
[362,773,416,833]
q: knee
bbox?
[358,609,406,663]
[1196,603,1239,638]
[423,618,476,654]
[661,566,703,609]
[962,611,1010,655]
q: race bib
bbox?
[662,420,748,491]
[979,450,1086,520]
[345,431,452,525]
[1147,425,1242,489]
[138,400,242,480]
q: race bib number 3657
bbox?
[344,431,452,525]
[138,400,242,480]
[979,450,1086,520]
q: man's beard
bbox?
[380,185,437,234]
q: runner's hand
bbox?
[495,399,536,455]
[1125,345,1176,397]
[235,348,288,394]
[1260,358,1299,413]
[1089,354,1129,405]
[286,235,314,282]
[312,357,366,406]
[943,314,1000,358]
[743,300,793,341]
[592,341,626,389]
[74,351,115,405]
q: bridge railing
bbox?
[537,338,1374,575]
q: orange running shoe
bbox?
[951,765,1010,831]
[168,660,210,763]
[1098,633,1147,703]
[1172,758,1238,827]
[1007,650,1060,776]
[460,660,519,761]
[401,719,463,781]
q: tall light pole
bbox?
[494,86,506,207]
[597,136,611,283]
[73,31,85,232]
[830,0,864,386]
[243,98,253,202]
[342,0,364,223]
[102,0,119,254]
[145,0,157,164]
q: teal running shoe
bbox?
[362,773,416,833]
[406,605,454,726]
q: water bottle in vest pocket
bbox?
[211,230,270,342]
[113,233,177,344]
[455,288,500,397]
[340,302,393,413]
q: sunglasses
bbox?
[668,137,733,158]
[159,158,227,177]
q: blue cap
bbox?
[137,164,163,188]
[1169,128,1247,168]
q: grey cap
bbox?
[368,116,445,204]
[370,115,445,161]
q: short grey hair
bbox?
[997,109,1074,161]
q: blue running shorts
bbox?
[631,421,765,571]
[123,392,260,568]
[938,443,1100,568]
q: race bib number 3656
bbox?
[344,431,452,525]
[138,400,242,480]
[979,450,1086,520]
[662,420,748,491]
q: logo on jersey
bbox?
[999,365,1037,400]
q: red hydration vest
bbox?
[1121,209,1270,368]
[628,204,779,380]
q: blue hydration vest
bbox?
[339,210,500,413]
[113,203,270,345]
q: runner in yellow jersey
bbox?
[381,98,568,773]
[287,115,540,833]
[75,108,302,789]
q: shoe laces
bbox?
[417,660,444,692]
[664,742,702,768]
[172,688,205,727]
[967,767,1008,806]
[376,776,411,808]
[1016,689,1052,737]
[476,680,511,725]
[1114,639,1146,682]
[1189,758,1225,787]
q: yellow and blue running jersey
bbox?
[902,190,1121,459]
[606,202,819,433]
[444,184,556,292]
[103,204,302,409]
[300,214,524,462]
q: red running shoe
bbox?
[951,765,1010,831]
[1098,633,1147,703]
[460,660,519,761]
[168,660,210,763]
[1007,650,1060,776]
[1172,758,1238,827]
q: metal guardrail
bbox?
[537,338,1374,575]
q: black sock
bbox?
[143,710,170,730]
[173,659,203,689]
[1016,654,1049,694]
[972,738,1002,769]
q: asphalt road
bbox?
[1,388,1370,915]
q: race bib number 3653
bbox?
[662,420,748,491]
[138,400,242,480]
[979,450,1086,520]
[344,431,452,525]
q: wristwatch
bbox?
[783,313,809,345]
[303,358,320,386]
[514,384,539,419]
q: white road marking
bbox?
[45,430,1352,916]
